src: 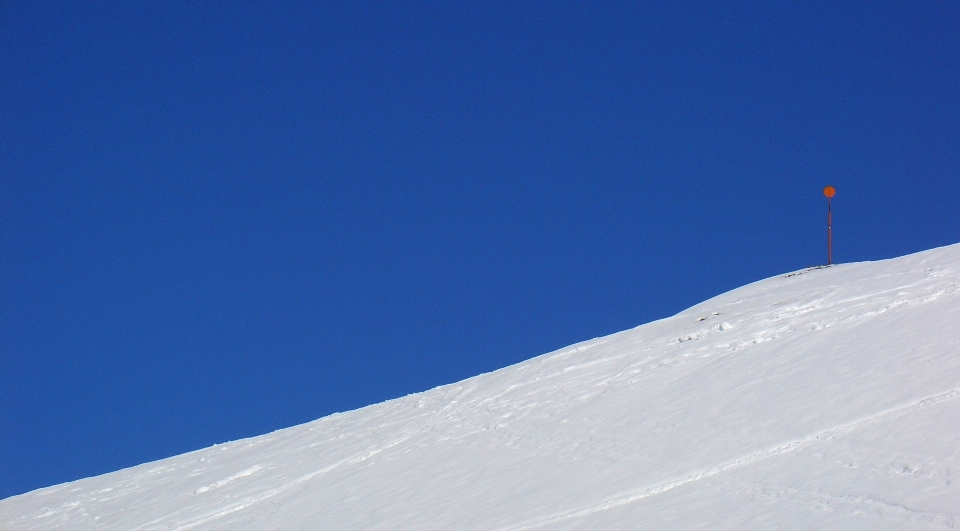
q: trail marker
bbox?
[823,186,836,265]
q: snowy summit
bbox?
[4,244,960,530]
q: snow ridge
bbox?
[4,243,960,530]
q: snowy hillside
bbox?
[4,244,960,530]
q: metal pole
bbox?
[827,197,832,265]
[823,186,836,266]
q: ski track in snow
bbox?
[725,482,959,529]
[498,388,960,531]
[192,465,263,494]
[130,434,416,531]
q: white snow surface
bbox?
[5,244,960,530]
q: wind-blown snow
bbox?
[4,244,960,530]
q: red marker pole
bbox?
[823,186,836,265]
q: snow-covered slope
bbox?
[5,245,960,530]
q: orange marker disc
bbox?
[823,186,836,198]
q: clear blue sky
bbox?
[2,2,958,499]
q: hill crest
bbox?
[4,244,960,530]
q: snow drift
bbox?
[4,244,960,530]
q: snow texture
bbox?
[4,244,960,530]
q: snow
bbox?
[4,244,960,530]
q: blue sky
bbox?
[2,2,958,499]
